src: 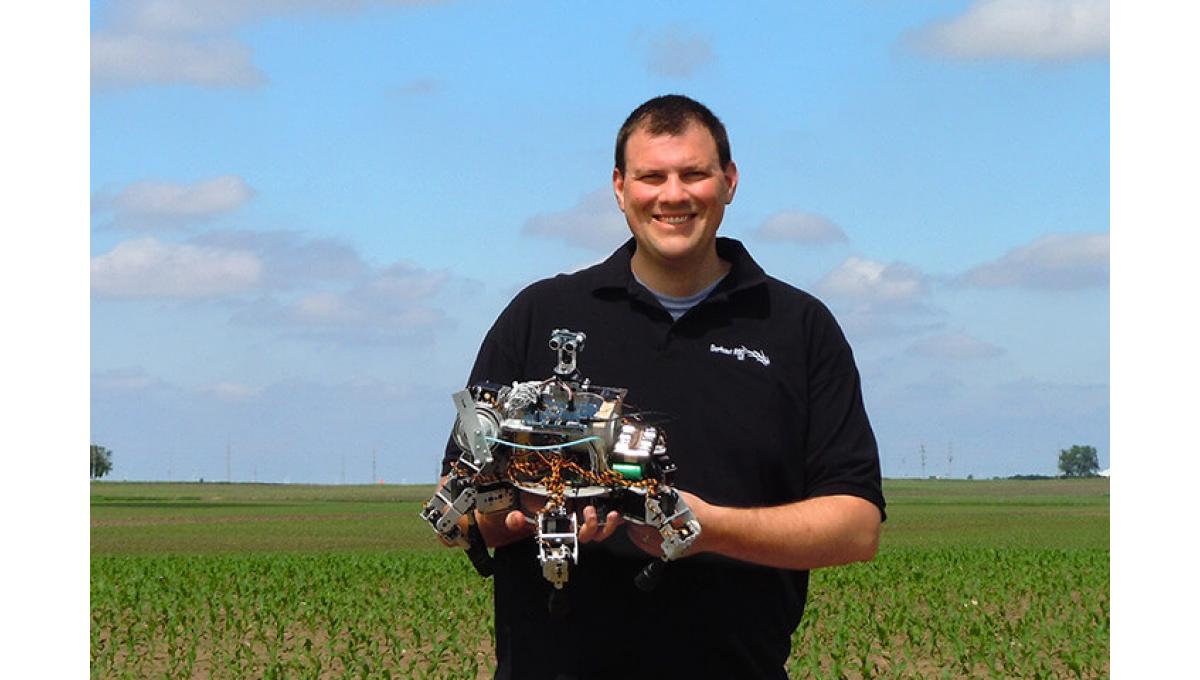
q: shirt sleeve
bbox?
[800,303,887,520]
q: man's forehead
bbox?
[625,122,721,168]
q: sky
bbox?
[89,0,1111,484]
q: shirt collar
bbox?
[589,236,769,302]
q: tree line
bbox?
[88,443,1102,481]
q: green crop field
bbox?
[91,478,1109,678]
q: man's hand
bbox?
[625,489,707,558]
[458,491,623,549]
[627,523,663,557]
[473,506,536,548]
[577,505,622,544]
[469,491,545,548]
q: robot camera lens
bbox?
[564,342,575,352]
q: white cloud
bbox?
[523,189,631,251]
[92,230,460,341]
[232,260,452,343]
[104,0,445,35]
[815,256,931,309]
[191,229,367,288]
[107,175,255,229]
[812,257,939,342]
[201,382,263,401]
[105,0,280,35]
[906,332,1005,361]
[641,27,716,78]
[91,366,162,393]
[93,0,447,90]
[91,238,263,299]
[361,261,452,302]
[91,33,264,90]
[905,0,1109,62]
[958,232,1109,289]
[754,211,848,245]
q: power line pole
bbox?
[920,444,927,478]
[372,449,378,484]
[947,442,954,479]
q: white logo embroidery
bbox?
[709,343,771,367]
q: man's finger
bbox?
[577,505,599,543]
[505,510,528,533]
[596,511,622,541]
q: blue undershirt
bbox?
[633,271,729,321]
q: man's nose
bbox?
[661,174,687,203]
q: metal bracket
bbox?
[420,482,477,548]
[646,492,701,561]
[452,389,494,467]
[536,509,579,589]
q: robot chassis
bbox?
[421,329,701,607]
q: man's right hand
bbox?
[473,506,536,548]
[460,493,622,548]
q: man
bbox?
[441,94,885,679]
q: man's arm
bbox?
[633,491,881,571]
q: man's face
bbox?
[613,121,738,269]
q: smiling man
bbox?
[442,94,885,680]
[614,109,738,297]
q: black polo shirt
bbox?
[444,237,884,680]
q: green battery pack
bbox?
[612,463,644,480]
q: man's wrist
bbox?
[690,502,729,557]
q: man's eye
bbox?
[640,174,665,183]
[684,172,709,181]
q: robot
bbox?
[421,329,701,612]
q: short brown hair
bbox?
[614,94,732,174]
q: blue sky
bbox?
[89,0,1110,484]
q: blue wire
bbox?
[484,436,601,451]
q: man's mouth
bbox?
[655,214,694,225]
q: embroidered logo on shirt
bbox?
[709,343,771,367]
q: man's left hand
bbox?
[626,489,709,558]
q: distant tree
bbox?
[1058,445,1099,478]
[91,444,113,479]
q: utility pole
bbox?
[920,444,927,478]
[372,449,378,484]
[947,442,954,479]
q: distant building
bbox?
[1098,468,1110,477]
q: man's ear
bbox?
[612,167,626,213]
[723,160,739,204]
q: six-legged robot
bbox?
[421,329,701,609]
